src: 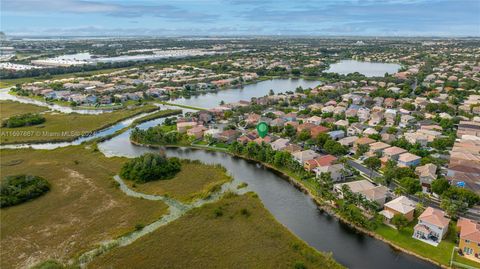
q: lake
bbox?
[326,60,401,77]
[171,78,322,108]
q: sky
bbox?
[1,0,479,37]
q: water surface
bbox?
[171,78,321,108]
[326,60,401,77]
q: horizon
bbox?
[2,0,479,37]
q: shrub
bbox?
[213,207,224,217]
[2,113,46,128]
[391,214,409,230]
[0,175,50,207]
[120,153,181,183]
[294,261,307,269]
[240,208,251,217]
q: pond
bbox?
[326,60,401,77]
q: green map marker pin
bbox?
[256,122,269,138]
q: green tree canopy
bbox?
[120,153,181,183]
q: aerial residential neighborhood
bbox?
[1,1,479,269]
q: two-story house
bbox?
[457,218,480,261]
[413,207,450,246]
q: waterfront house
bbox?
[254,136,273,145]
[293,150,320,165]
[187,125,207,139]
[270,138,290,151]
[218,130,240,143]
[314,163,345,182]
[304,155,337,171]
[380,196,417,223]
[457,218,480,261]
[177,121,198,133]
[413,207,450,246]
[283,144,302,154]
[334,180,389,207]
[237,135,253,145]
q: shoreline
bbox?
[130,141,448,269]
[0,106,160,146]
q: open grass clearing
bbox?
[0,101,48,120]
[89,193,343,269]
[0,146,168,269]
[126,160,233,203]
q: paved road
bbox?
[347,159,382,178]
[346,159,480,220]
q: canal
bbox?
[98,125,439,269]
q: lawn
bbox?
[0,146,168,269]
[452,251,480,269]
[88,193,344,269]
[126,160,233,203]
[0,104,158,144]
[0,101,48,120]
[374,222,458,267]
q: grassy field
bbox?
[0,104,158,144]
[0,146,168,269]
[0,67,132,88]
[88,193,343,269]
[0,101,48,120]
[127,160,232,203]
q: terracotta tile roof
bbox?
[383,146,407,156]
[457,218,480,243]
[355,137,376,145]
[307,155,337,167]
[398,152,421,163]
[418,207,450,228]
